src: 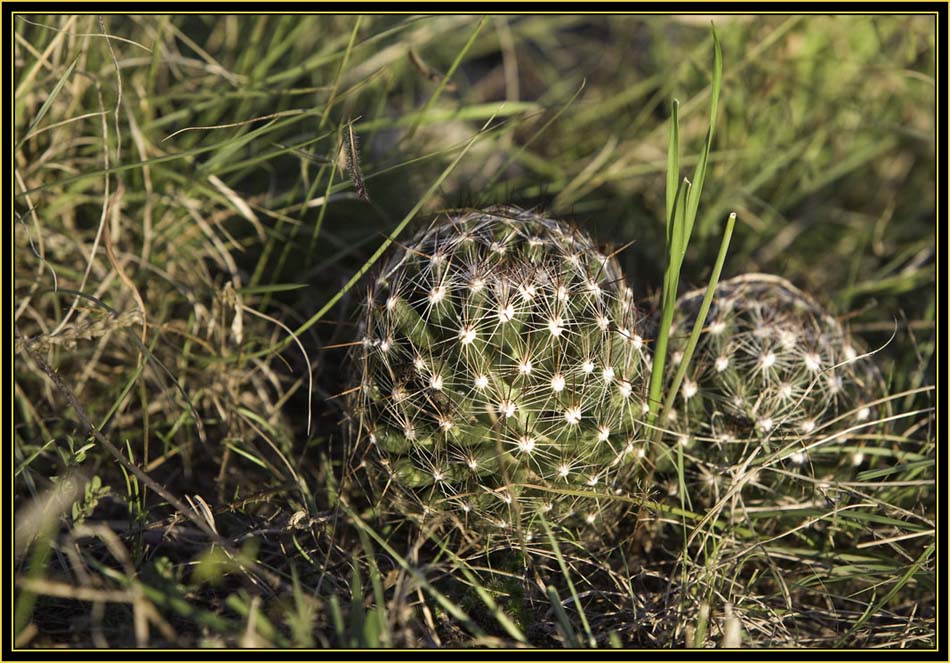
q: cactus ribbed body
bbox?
[351,206,650,537]
[666,274,885,499]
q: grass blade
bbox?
[654,211,737,440]
[406,16,488,139]
[648,25,724,426]
[683,25,723,242]
[254,114,498,358]
[541,519,596,648]
[665,98,680,231]
[319,16,363,130]
[16,56,78,152]
[343,507,490,640]
[544,585,580,648]
[648,177,691,421]
[428,534,528,644]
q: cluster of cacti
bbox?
[349,206,652,538]
[663,274,886,502]
[348,205,889,541]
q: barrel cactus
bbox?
[349,206,651,540]
[663,274,887,503]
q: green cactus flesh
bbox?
[351,206,651,537]
[665,274,886,499]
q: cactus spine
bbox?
[350,206,651,538]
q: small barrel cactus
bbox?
[349,206,651,539]
[663,274,886,501]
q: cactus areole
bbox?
[350,206,651,538]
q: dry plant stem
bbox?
[16,577,134,604]
[19,342,288,595]
[102,187,148,344]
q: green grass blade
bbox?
[252,115,497,358]
[648,24,724,426]
[483,80,586,194]
[833,542,934,646]
[329,595,346,643]
[648,176,691,421]
[407,16,488,139]
[359,101,539,131]
[234,283,308,295]
[541,519,596,647]
[14,110,327,198]
[544,585,581,648]
[683,25,723,244]
[348,561,365,647]
[428,535,528,644]
[16,56,78,152]
[357,527,393,647]
[654,211,737,440]
[319,16,363,130]
[344,507,489,640]
[666,98,680,230]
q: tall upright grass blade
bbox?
[357,527,393,647]
[665,98,680,233]
[647,25,724,427]
[653,211,737,443]
[319,16,363,130]
[648,177,690,420]
[683,25,723,246]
